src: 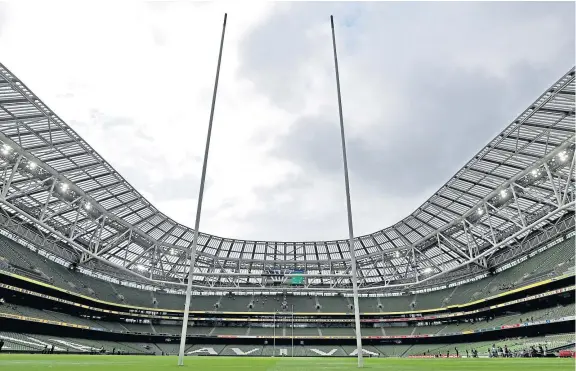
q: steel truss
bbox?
[0,63,574,292]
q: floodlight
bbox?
[60,183,69,192]
[84,202,92,210]
[500,189,508,198]
[29,161,37,170]
[531,169,539,176]
[477,208,483,215]
[1,144,11,155]
[423,267,433,273]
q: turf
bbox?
[0,354,574,371]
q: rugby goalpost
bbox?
[178,14,365,368]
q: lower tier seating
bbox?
[1,331,573,357]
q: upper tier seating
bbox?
[0,234,573,313]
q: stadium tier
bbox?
[0,233,574,313]
[0,199,574,357]
[1,331,574,357]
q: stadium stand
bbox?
[249,326,275,336]
[0,234,573,313]
[0,234,573,359]
[291,327,321,336]
[1,326,574,357]
[0,331,152,354]
[382,326,415,336]
[2,293,572,339]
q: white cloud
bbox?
[0,1,296,234]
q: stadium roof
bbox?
[0,62,574,292]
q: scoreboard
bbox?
[262,269,306,286]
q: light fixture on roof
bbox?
[1,144,11,155]
[136,264,147,271]
[423,267,432,274]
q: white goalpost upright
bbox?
[178,13,228,366]
[329,15,364,368]
[176,13,363,368]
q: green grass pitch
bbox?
[0,354,574,370]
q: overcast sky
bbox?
[0,2,573,242]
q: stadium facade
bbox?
[0,63,574,357]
